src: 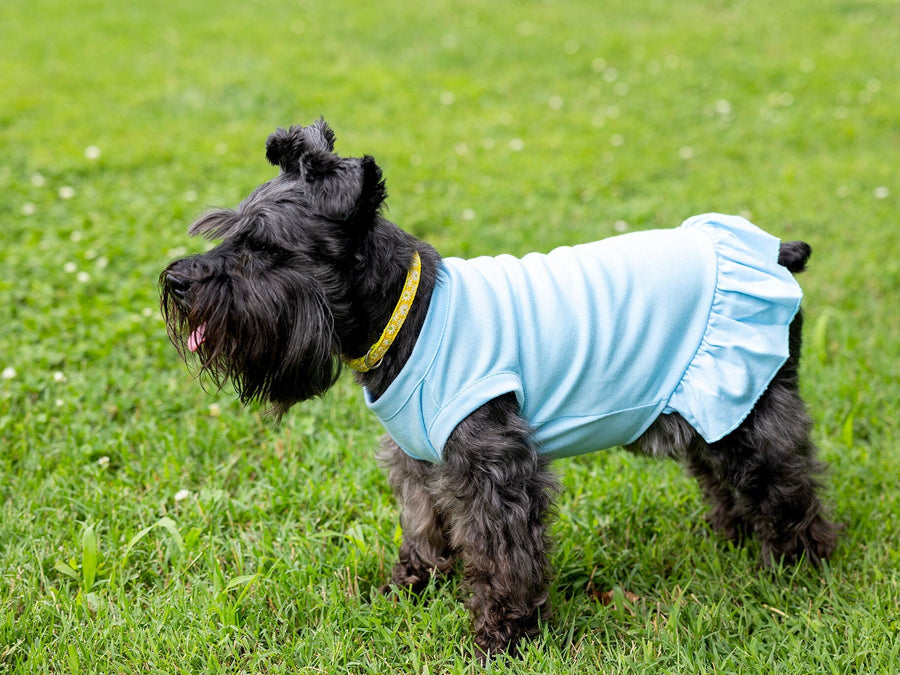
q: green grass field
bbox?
[2,0,899,671]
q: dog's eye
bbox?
[240,240,288,271]
[243,237,280,257]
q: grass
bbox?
[2,0,899,671]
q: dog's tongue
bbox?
[188,323,207,353]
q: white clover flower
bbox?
[58,186,76,199]
[516,21,535,36]
[53,371,67,383]
[174,489,191,502]
[84,146,101,160]
[2,367,16,379]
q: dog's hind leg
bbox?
[435,394,559,661]
[715,313,838,566]
[645,311,839,566]
[688,369,839,566]
[378,437,454,594]
[685,451,753,543]
[708,379,839,566]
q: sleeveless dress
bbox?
[365,214,802,463]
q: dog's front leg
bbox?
[435,395,559,661]
[378,436,455,593]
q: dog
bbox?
[160,119,838,660]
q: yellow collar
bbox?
[344,251,422,373]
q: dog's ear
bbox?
[352,155,388,226]
[265,118,337,173]
[308,118,337,153]
[265,126,301,172]
[336,155,388,231]
[302,155,387,231]
[265,122,386,230]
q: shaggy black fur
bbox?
[160,119,839,662]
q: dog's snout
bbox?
[164,269,187,287]
[161,264,197,312]
[165,272,190,297]
[162,256,213,294]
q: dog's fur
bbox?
[160,119,838,660]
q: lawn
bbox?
[2,0,899,672]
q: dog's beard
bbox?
[161,279,343,415]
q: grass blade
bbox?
[81,523,98,592]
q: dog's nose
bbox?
[164,271,193,310]
[165,272,188,295]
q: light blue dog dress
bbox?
[365,213,803,463]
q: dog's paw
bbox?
[761,513,842,567]
[473,622,536,665]
[471,601,544,663]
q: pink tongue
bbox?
[188,324,207,353]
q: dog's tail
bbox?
[778,240,812,273]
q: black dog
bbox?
[161,119,838,660]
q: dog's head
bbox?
[160,119,387,414]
